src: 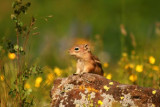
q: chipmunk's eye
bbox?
[74,47,79,51]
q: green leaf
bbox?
[19,46,24,52]
[32,66,36,72]
[12,1,18,8]
[18,21,23,27]
[8,89,17,98]
[14,45,19,51]
[14,9,21,15]
[26,2,31,7]
[11,14,17,20]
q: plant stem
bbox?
[16,31,21,77]
[23,17,35,51]
[16,31,22,106]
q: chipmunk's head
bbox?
[68,44,90,58]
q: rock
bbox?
[50,73,160,107]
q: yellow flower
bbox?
[103,62,109,68]
[124,64,129,70]
[120,96,124,100]
[152,66,159,72]
[104,85,110,91]
[45,73,54,85]
[124,64,134,70]
[122,52,127,57]
[149,56,155,64]
[106,74,112,80]
[129,64,134,68]
[35,77,43,88]
[98,100,103,105]
[47,73,54,81]
[54,67,62,76]
[109,82,113,85]
[136,65,143,72]
[129,75,137,82]
[8,53,16,60]
[152,90,156,95]
[24,83,31,89]
[0,75,4,81]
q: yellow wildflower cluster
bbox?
[136,65,143,72]
[118,51,160,87]
[129,74,137,82]
[35,77,43,88]
[53,67,62,77]
[8,53,16,60]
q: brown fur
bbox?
[68,44,103,76]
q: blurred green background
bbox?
[0,0,160,106]
[1,0,160,66]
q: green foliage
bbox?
[11,0,31,34]
[0,0,43,106]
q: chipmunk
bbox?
[68,44,103,76]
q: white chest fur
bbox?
[76,59,85,74]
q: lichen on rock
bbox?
[50,73,160,107]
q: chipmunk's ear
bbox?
[84,44,90,51]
